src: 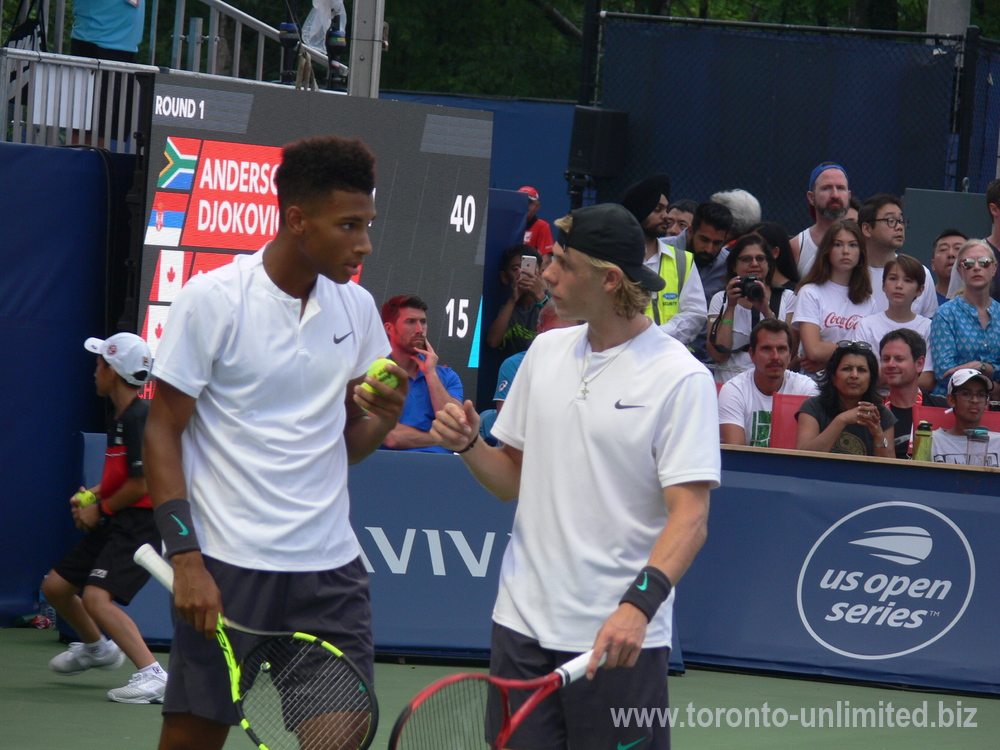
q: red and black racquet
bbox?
[388,649,603,749]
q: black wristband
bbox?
[619,566,673,622]
[154,498,202,559]
[456,433,479,454]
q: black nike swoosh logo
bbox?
[333,331,354,344]
[615,400,644,409]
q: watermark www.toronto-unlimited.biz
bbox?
[611,701,978,730]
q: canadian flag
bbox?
[141,304,171,358]
[150,250,187,302]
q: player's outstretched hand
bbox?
[171,551,224,638]
[431,400,481,453]
[586,604,648,679]
[353,360,409,421]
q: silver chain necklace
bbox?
[579,337,637,400]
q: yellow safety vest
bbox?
[645,247,694,325]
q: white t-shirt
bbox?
[795,228,820,279]
[154,250,389,571]
[931,429,1000,466]
[707,289,796,383]
[868,265,938,317]
[853,312,934,372]
[490,324,721,651]
[792,281,880,344]
[718,369,819,447]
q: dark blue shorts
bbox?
[490,622,671,750]
[162,555,373,725]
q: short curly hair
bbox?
[274,135,375,220]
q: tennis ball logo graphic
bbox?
[361,358,399,395]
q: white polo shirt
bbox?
[491,324,721,651]
[154,250,389,571]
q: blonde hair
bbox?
[555,215,652,319]
[957,238,996,263]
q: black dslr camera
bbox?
[738,275,765,302]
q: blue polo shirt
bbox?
[393,365,463,453]
[71,0,145,53]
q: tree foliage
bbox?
[4,0,999,100]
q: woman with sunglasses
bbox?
[706,234,796,383]
[793,221,879,374]
[795,341,896,457]
[928,239,1000,397]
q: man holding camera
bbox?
[706,236,795,383]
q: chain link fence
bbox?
[969,37,1000,191]
[595,15,973,233]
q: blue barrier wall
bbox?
[678,448,999,694]
[51,437,998,693]
[0,143,109,620]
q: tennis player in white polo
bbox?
[432,202,721,749]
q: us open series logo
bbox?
[797,502,975,660]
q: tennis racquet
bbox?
[134,543,378,750]
[387,649,604,749]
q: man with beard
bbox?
[380,294,463,453]
[792,162,851,278]
[719,319,817,447]
[620,174,707,345]
[859,195,937,317]
[879,329,947,459]
[663,201,735,303]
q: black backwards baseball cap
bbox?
[563,203,666,292]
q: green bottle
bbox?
[912,421,932,461]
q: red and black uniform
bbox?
[524,217,554,255]
[53,398,160,604]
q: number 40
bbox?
[450,195,476,233]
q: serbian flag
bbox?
[145,192,189,247]
[158,137,200,190]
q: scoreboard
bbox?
[138,71,492,396]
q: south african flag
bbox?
[158,137,201,190]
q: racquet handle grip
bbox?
[556,649,607,685]
[134,543,175,593]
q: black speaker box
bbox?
[566,106,628,178]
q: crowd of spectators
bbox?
[482,167,1000,467]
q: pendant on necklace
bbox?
[580,382,590,400]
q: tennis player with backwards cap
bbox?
[433,203,721,749]
[143,134,407,750]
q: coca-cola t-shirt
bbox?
[792,281,880,344]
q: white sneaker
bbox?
[49,641,126,676]
[107,669,168,704]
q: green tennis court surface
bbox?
[2,628,995,749]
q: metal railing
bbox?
[2,48,156,152]
[2,0,349,153]
[2,0,340,82]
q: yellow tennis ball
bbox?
[361,358,399,394]
[75,490,97,507]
